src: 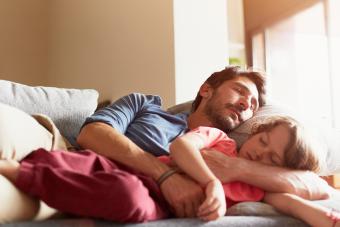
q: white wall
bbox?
[1,0,229,108]
[0,0,48,85]
[173,0,229,104]
[227,0,245,63]
[47,0,176,107]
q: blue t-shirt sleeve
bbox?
[83,93,162,133]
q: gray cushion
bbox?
[0,80,99,146]
[5,198,340,226]
[0,216,308,227]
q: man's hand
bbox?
[197,179,226,221]
[160,174,204,218]
[201,149,240,183]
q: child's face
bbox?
[238,124,291,167]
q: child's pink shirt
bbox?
[159,126,264,208]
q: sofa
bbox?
[1,79,340,226]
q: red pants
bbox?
[15,149,170,223]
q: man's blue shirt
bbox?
[83,93,189,156]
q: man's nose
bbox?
[238,96,251,111]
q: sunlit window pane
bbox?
[252,33,266,70]
[263,2,333,128]
[328,0,340,128]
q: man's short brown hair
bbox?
[191,66,267,112]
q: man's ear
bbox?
[199,83,213,99]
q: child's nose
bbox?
[255,150,270,163]
[253,151,262,161]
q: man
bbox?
[77,66,330,218]
[1,66,262,222]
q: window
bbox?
[252,1,340,129]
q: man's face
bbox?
[203,77,259,132]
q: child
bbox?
[166,115,321,221]
[0,116,334,224]
[168,115,340,226]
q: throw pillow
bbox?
[0,80,99,146]
[0,103,53,160]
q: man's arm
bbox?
[77,122,204,217]
[201,149,331,200]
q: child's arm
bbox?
[170,132,226,221]
[264,192,340,227]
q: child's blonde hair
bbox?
[251,116,320,172]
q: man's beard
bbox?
[203,96,237,132]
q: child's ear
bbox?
[199,83,213,99]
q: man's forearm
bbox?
[234,158,329,199]
[236,160,301,193]
[77,122,170,180]
[204,150,331,200]
[77,122,206,218]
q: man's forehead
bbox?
[231,77,259,95]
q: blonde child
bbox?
[167,115,339,225]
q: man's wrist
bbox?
[228,157,247,182]
[156,168,178,186]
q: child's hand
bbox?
[197,179,226,221]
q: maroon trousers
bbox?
[15,149,170,223]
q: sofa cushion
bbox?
[0,80,99,146]
[227,202,281,216]
[0,103,53,160]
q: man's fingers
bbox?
[198,198,219,217]
[173,203,185,218]
[198,196,214,213]
[184,201,196,218]
[183,190,204,217]
[198,203,226,222]
[160,174,204,218]
[193,197,202,216]
[200,211,220,222]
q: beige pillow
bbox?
[0,175,59,224]
[0,103,53,160]
[0,175,40,223]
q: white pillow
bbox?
[0,80,99,146]
[0,103,52,160]
[317,128,340,175]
